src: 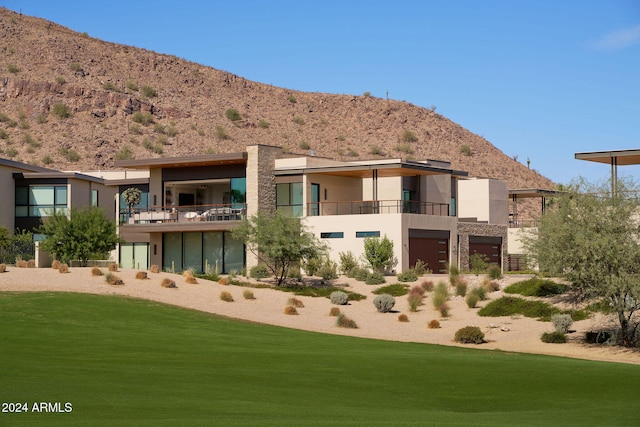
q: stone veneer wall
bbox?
[245,144,284,269]
[456,222,508,270]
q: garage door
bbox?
[469,236,502,266]
[409,229,449,274]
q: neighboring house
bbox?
[0,145,512,274]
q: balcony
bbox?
[303,200,450,216]
[121,203,246,225]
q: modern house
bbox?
[1,144,512,274]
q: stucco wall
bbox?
[458,179,508,224]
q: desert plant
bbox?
[141,85,157,98]
[150,264,160,273]
[108,262,118,272]
[488,264,503,280]
[397,269,418,283]
[339,251,358,274]
[504,278,568,297]
[185,276,198,284]
[284,306,298,315]
[428,319,441,329]
[336,314,357,328]
[365,271,386,285]
[409,285,426,296]
[454,326,485,344]
[432,282,449,309]
[250,264,270,280]
[329,307,341,317]
[225,108,241,121]
[398,314,409,322]
[551,313,574,334]
[470,286,487,301]
[469,253,489,274]
[258,119,270,128]
[51,103,72,119]
[7,63,20,73]
[218,277,229,285]
[70,62,82,72]
[478,296,560,320]
[482,278,501,292]
[161,278,177,288]
[318,259,339,281]
[373,294,395,313]
[115,146,134,160]
[102,81,120,92]
[330,291,349,305]
[292,116,305,125]
[541,331,567,343]
[374,284,409,296]
[126,80,138,91]
[448,264,460,284]
[91,267,103,276]
[460,145,472,156]
[288,297,304,308]
[369,145,384,156]
[465,292,479,308]
[16,259,27,268]
[298,140,310,150]
[413,259,429,275]
[105,272,123,285]
[0,263,5,273]
[287,94,297,103]
[132,112,154,125]
[220,291,234,302]
[455,280,468,297]
[407,293,423,312]
[215,125,230,140]
[401,129,418,143]
[421,280,434,292]
[438,303,450,317]
[51,260,60,269]
[243,290,255,300]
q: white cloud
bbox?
[593,24,640,50]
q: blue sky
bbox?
[4,0,639,184]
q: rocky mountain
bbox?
[0,7,552,195]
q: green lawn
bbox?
[1,292,639,426]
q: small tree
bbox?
[363,235,396,274]
[232,210,326,286]
[524,177,640,347]
[37,207,122,266]
[121,187,142,218]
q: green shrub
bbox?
[365,271,386,285]
[455,280,468,297]
[102,81,120,92]
[215,125,229,140]
[292,116,305,125]
[51,103,72,119]
[7,63,20,73]
[318,259,338,281]
[478,296,560,320]
[504,278,568,297]
[369,145,384,156]
[59,147,80,162]
[373,294,395,313]
[460,145,472,156]
[115,146,134,160]
[465,292,479,308]
[346,147,358,157]
[373,284,409,296]
[330,291,348,305]
[488,265,502,280]
[551,313,574,333]
[298,140,310,150]
[42,155,53,165]
[339,251,358,275]
[250,264,270,280]
[394,143,415,155]
[258,119,270,128]
[132,112,154,125]
[413,259,429,275]
[287,94,297,103]
[70,62,82,72]
[225,108,241,121]
[454,326,485,344]
[541,331,566,344]
[407,293,423,312]
[448,264,460,283]
[397,269,418,282]
[401,129,418,143]
[37,114,48,124]
[243,290,255,300]
[432,282,449,309]
[126,80,138,91]
[141,85,157,98]
[303,257,321,276]
[469,253,489,274]
[0,129,8,139]
[336,314,358,328]
[165,125,178,137]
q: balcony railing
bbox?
[508,218,538,228]
[120,203,246,225]
[305,200,450,216]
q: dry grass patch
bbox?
[91,267,103,276]
[329,307,341,317]
[336,314,358,328]
[287,297,304,308]
[284,305,298,315]
[185,275,198,284]
[51,260,60,270]
[26,259,35,268]
[428,319,441,329]
[17,260,27,268]
[58,263,69,274]
[161,278,177,288]
[135,271,148,280]
[108,263,118,272]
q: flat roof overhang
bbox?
[115,152,248,170]
[15,171,105,184]
[575,149,640,166]
[274,162,468,178]
[509,188,557,199]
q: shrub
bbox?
[0,263,6,273]
[141,85,157,98]
[250,264,270,280]
[504,278,568,297]
[150,264,160,273]
[488,265,503,280]
[373,294,395,313]
[460,145,472,156]
[134,271,147,280]
[108,262,118,272]
[365,271,386,285]
[243,290,255,300]
[428,319,441,329]
[218,277,229,285]
[299,141,310,150]
[397,269,418,282]
[185,276,198,284]
[161,278,177,288]
[465,292,479,308]
[126,80,138,91]
[59,147,80,162]
[27,258,36,268]
[330,291,349,305]
[585,330,612,344]
[318,259,339,281]
[51,260,60,270]
[407,293,423,312]
[51,103,72,119]
[329,307,341,317]
[541,331,567,344]
[432,282,449,309]
[349,266,369,282]
[91,267,103,276]
[482,278,501,293]
[132,112,154,125]
[42,155,53,165]
[284,306,298,315]
[551,313,574,334]
[455,280,468,297]
[58,263,69,273]
[421,280,434,292]
[470,286,487,301]
[102,81,120,92]
[438,303,450,317]
[225,108,241,121]
[469,253,489,274]
[7,63,20,73]
[413,259,429,275]
[106,272,123,285]
[398,314,409,322]
[448,264,460,283]
[454,326,485,344]
[258,119,270,128]
[220,291,234,302]
[215,125,230,140]
[336,314,357,328]
[410,285,426,296]
[339,251,358,275]
[287,94,297,103]
[292,116,305,125]
[401,129,418,143]
[478,296,560,320]
[287,297,304,308]
[374,284,409,296]
[70,62,82,72]
[115,146,134,160]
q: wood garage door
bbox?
[469,236,502,266]
[408,229,449,274]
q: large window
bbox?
[162,231,244,274]
[276,182,303,217]
[15,185,68,217]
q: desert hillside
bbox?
[0,8,552,194]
